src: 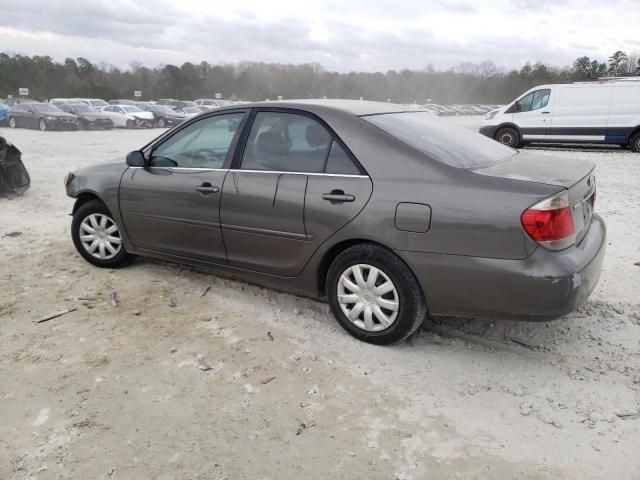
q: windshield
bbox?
[154,105,175,114]
[33,104,64,114]
[364,112,516,169]
[122,106,143,113]
[183,107,200,113]
[90,100,108,107]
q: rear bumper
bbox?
[479,125,498,138]
[398,214,606,321]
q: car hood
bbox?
[469,150,595,189]
[74,161,127,178]
[130,112,154,120]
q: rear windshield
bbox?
[364,111,516,168]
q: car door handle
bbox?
[195,183,219,194]
[322,190,355,202]
[541,111,551,114]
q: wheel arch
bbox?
[493,122,521,139]
[628,125,640,143]
[72,191,108,215]
[315,238,425,301]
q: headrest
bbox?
[255,131,289,156]
[305,124,330,147]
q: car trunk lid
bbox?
[470,150,596,245]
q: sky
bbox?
[1,0,639,72]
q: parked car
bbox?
[166,100,198,110]
[99,105,154,128]
[0,103,9,125]
[480,78,640,151]
[8,102,78,130]
[138,104,187,128]
[49,98,74,106]
[58,103,114,129]
[3,97,37,107]
[65,100,604,345]
[194,99,233,107]
[174,106,202,117]
[76,98,109,108]
[108,99,136,106]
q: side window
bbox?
[515,92,534,112]
[241,112,332,173]
[531,89,550,110]
[515,89,550,112]
[150,113,245,169]
[324,141,360,175]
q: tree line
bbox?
[1,50,638,105]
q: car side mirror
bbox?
[126,150,146,167]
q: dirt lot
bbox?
[1,118,639,480]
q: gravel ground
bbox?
[1,118,639,480]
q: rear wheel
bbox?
[71,200,130,268]
[39,119,47,131]
[326,244,426,345]
[630,133,640,153]
[495,127,520,148]
[157,117,166,128]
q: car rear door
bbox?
[119,111,248,263]
[220,109,372,276]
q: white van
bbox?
[480,78,640,152]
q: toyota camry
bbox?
[65,100,605,344]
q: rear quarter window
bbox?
[364,112,515,169]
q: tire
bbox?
[125,119,134,129]
[157,117,166,128]
[326,244,426,345]
[39,119,47,131]
[79,120,87,130]
[495,127,520,148]
[71,200,130,268]
[8,117,16,128]
[630,133,640,153]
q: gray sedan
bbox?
[65,100,605,344]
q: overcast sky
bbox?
[1,0,639,72]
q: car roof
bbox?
[215,99,423,117]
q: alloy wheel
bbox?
[79,213,122,260]
[337,264,399,332]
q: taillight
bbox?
[521,191,575,250]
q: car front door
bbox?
[510,89,551,141]
[118,111,248,263]
[220,109,372,276]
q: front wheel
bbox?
[8,117,16,128]
[326,244,426,345]
[630,133,640,153]
[157,117,166,128]
[39,119,47,131]
[71,200,130,268]
[495,127,520,148]
[125,119,134,129]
